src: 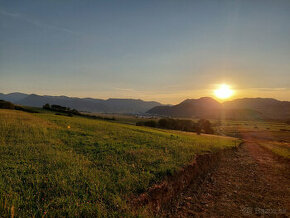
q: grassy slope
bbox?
[0,109,239,217]
[214,119,290,159]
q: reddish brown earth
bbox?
[159,134,290,217]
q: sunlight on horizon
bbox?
[214,84,234,100]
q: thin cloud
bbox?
[0,9,20,17]
[248,87,288,92]
[113,87,139,92]
[0,8,79,36]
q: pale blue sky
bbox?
[0,0,290,103]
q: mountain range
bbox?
[0,93,162,114]
[147,97,290,120]
[1,93,289,120]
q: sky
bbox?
[0,0,289,104]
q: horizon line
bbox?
[1,91,289,105]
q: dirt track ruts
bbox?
[159,137,290,217]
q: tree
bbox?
[196,126,201,135]
[136,120,157,127]
[0,100,15,109]
[198,119,214,134]
[43,103,50,110]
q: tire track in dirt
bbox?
[159,138,290,217]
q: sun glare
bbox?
[214,84,234,99]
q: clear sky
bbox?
[0,0,289,104]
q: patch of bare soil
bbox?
[159,137,290,217]
[131,151,226,215]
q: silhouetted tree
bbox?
[43,103,50,110]
[198,119,214,134]
[136,120,157,127]
[0,100,15,109]
[43,104,80,115]
[196,126,201,135]
[136,117,214,134]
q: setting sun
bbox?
[214,84,234,99]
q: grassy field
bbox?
[81,112,157,125]
[213,119,290,159]
[0,109,240,217]
[258,141,290,159]
[214,119,290,136]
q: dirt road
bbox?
[159,138,290,217]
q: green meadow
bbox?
[213,119,290,159]
[258,141,290,159]
[0,109,239,217]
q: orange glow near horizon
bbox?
[214,84,234,100]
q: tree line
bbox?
[136,118,214,134]
[0,100,39,113]
[43,103,115,121]
[43,104,81,116]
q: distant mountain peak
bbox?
[148,96,290,120]
[0,92,163,114]
[179,97,220,107]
